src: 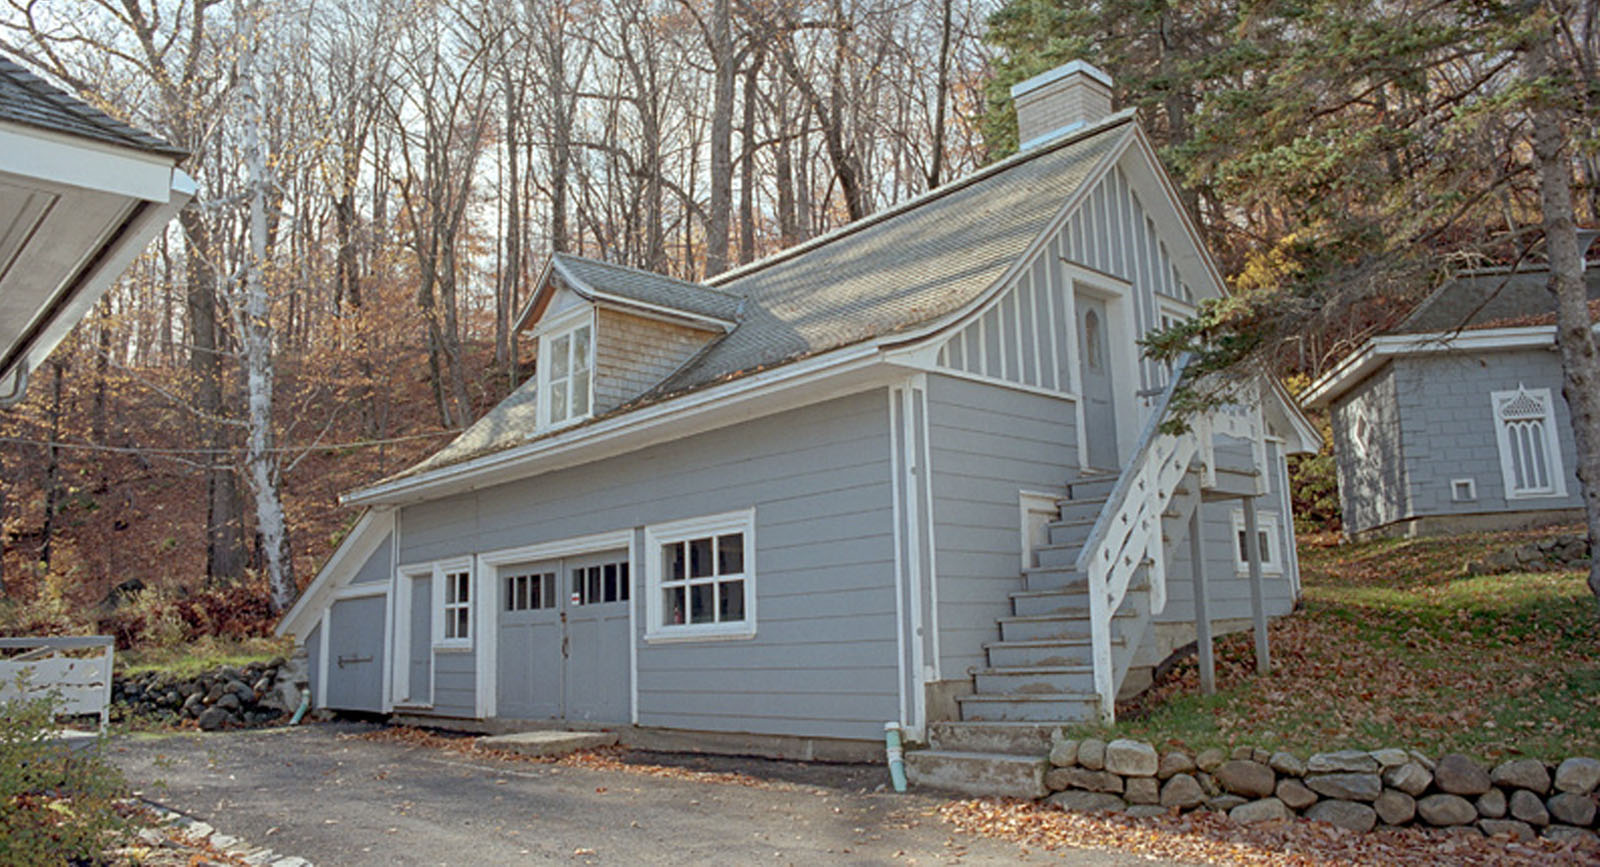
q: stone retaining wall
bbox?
[114,657,305,730]
[1046,734,1599,846]
[1464,533,1591,576]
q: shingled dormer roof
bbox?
[0,57,186,158]
[544,253,742,327]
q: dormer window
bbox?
[537,308,595,429]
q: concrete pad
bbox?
[476,730,618,758]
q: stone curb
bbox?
[142,800,314,867]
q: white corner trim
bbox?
[628,528,641,726]
[315,608,330,711]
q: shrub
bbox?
[0,689,130,865]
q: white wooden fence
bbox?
[0,636,115,732]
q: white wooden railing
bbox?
[0,636,115,732]
[1074,360,1267,722]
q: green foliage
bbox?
[0,690,131,865]
[1287,451,1341,533]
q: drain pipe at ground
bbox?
[884,722,908,792]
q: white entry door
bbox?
[1077,292,1118,470]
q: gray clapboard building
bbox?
[1303,264,1599,540]
[278,61,1319,792]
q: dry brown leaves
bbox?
[938,798,1600,866]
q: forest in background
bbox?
[0,0,1595,639]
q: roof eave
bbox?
[1301,325,1561,409]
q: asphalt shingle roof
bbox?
[1396,264,1600,334]
[551,253,742,324]
[0,56,185,158]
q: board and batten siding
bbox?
[924,373,1079,678]
[396,388,899,741]
[592,307,717,415]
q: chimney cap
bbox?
[1010,60,1114,100]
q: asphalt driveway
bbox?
[110,722,1182,866]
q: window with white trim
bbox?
[1493,386,1568,499]
[537,310,594,429]
[1230,509,1283,575]
[645,510,756,640]
[440,567,472,645]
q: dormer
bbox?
[516,254,740,432]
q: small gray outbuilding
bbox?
[1303,264,1600,539]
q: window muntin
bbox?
[645,510,756,640]
[1493,387,1567,499]
[442,569,471,642]
[505,571,557,611]
[1229,510,1283,575]
[537,310,594,429]
[571,560,630,605]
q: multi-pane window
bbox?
[645,510,755,639]
[505,571,556,611]
[1493,387,1567,499]
[442,570,471,641]
[571,560,630,605]
[1229,510,1282,575]
[543,319,592,427]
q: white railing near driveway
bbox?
[0,636,115,732]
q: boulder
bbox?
[1078,738,1107,771]
[1230,798,1291,824]
[1195,748,1225,773]
[1492,759,1551,795]
[1382,762,1432,796]
[1306,800,1378,833]
[1125,805,1170,819]
[1276,779,1318,811]
[1230,746,1255,761]
[1049,738,1079,768]
[1475,788,1506,819]
[1215,760,1277,799]
[1047,790,1125,813]
[1555,758,1600,795]
[1160,774,1207,811]
[196,707,233,732]
[1369,748,1410,770]
[1478,819,1537,842]
[1206,795,1249,813]
[1547,792,1597,827]
[1407,750,1437,771]
[1196,772,1220,797]
[1433,754,1491,796]
[1157,751,1195,780]
[1374,789,1416,825]
[215,693,242,712]
[1046,768,1123,794]
[1268,752,1306,778]
[1510,789,1551,826]
[1308,750,1379,774]
[1105,739,1159,777]
[1124,777,1160,805]
[1305,773,1382,802]
[1417,794,1478,826]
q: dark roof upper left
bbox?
[0,56,186,158]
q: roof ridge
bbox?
[705,110,1137,288]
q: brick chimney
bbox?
[1011,60,1114,150]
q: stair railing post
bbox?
[1088,557,1115,724]
[1187,506,1215,695]
[1242,495,1271,676]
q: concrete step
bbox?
[926,721,1058,755]
[476,730,619,758]
[984,636,1105,668]
[1008,588,1090,617]
[957,691,1102,723]
[1021,565,1088,593]
[974,664,1096,695]
[904,749,1049,799]
[998,613,1092,642]
[1066,475,1119,500]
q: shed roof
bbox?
[1395,264,1600,334]
[0,57,186,158]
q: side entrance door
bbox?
[1076,291,1118,470]
[562,550,631,722]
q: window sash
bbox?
[645,511,755,640]
[1493,388,1567,499]
[542,318,593,427]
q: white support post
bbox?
[1242,495,1270,675]
[1188,506,1214,695]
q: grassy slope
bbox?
[1071,526,1600,762]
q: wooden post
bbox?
[1242,495,1270,675]
[1188,506,1215,695]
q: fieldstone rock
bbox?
[215,693,242,712]
[1555,758,1600,795]
[1276,779,1318,811]
[1231,797,1291,824]
[1124,777,1160,805]
[1439,825,1484,838]
[1382,762,1432,796]
[1434,754,1492,796]
[1308,750,1379,774]
[1105,739,1159,777]
[1125,805,1170,819]
[181,693,204,718]
[1230,746,1255,761]
[1478,819,1537,842]
[1158,751,1195,780]
[1215,760,1276,799]
[1048,767,1123,794]
[1195,748,1225,773]
[1268,751,1306,778]
[1078,738,1107,771]
[1476,788,1506,819]
[1547,792,1597,827]
[252,676,273,694]
[1510,789,1551,826]
[1408,750,1437,771]
[1492,759,1551,795]
[1306,800,1378,833]
[1306,773,1382,802]
[1197,772,1220,797]
[1048,790,1126,813]
[1369,748,1410,770]
[196,707,232,731]
[1049,738,1079,768]
[1544,825,1600,846]
[1206,795,1248,813]
[1418,794,1478,826]
[1375,789,1416,825]
[1160,774,1207,810]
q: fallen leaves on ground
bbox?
[938,798,1600,866]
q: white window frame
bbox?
[432,556,474,650]
[1492,386,1568,500]
[1451,478,1477,503]
[644,509,757,643]
[1230,509,1283,576]
[535,305,596,431]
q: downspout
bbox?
[884,722,908,792]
